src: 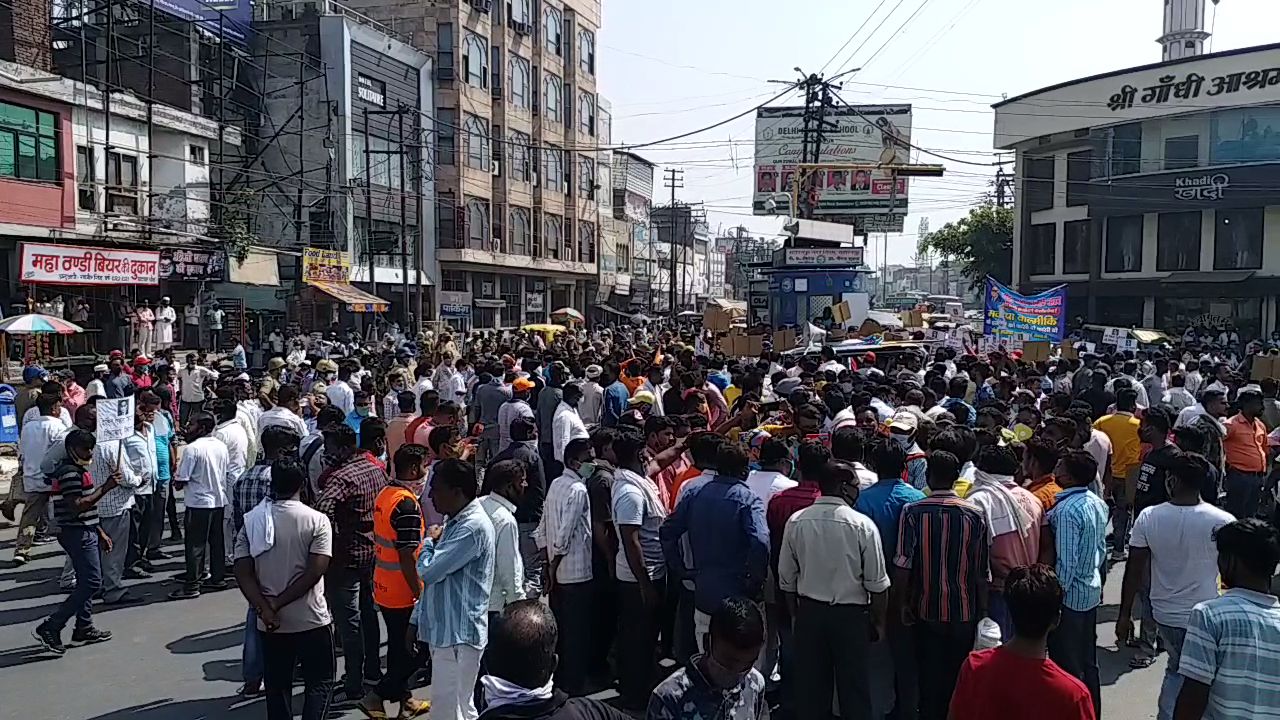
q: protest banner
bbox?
[96,396,135,443]
[983,277,1066,342]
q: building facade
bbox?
[612,149,654,313]
[344,0,602,329]
[995,41,1280,339]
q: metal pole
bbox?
[363,107,376,320]
[398,109,410,328]
[414,124,425,333]
[293,42,305,252]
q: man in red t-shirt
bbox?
[949,564,1096,720]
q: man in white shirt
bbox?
[85,364,108,399]
[778,461,889,720]
[578,365,605,427]
[178,353,218,424]
[537,438,595,695]
[745,437,797,506]
[498,379,536,453]
[479,459,527,615]
[12,391,71,565]
[552,382,589,465]
[126,393,162,577]
[818,346,845,375]
[170,410,230,600]
[257,384,309,443]
[1117,453,1234,720]
[325,363,356,416]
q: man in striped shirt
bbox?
[1043,449,1109,718]
[33,430,119,655]
[894,450,990,720]
[1175,518,1280,719]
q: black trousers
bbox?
[263,624,335,720]
[374,606,416,702]
[166,482,182,538]
[550,581,594,696]
[913,620,978,720]
[1049,606,1101,718]
[616,578,666,708]
[793,598,873,720]
[183,507,225,590]
[325,564,383,694]
[589,570,616,683]
[128,492,161,567]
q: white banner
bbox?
[96,396,135,443]
[20,242,160,286]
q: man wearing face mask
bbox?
[647,597,769,720]
[383,370,410,421]
[778,460,890,720]
[360,443,431,720]
[536,438,595,695]
[887,411,928,490]
[744,438,797,508]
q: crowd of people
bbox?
[5,321,1280,720]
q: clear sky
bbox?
[598,0,1280,267]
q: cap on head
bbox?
[887,410,918,433]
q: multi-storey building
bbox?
[346,0,602,328]
[612,149,654,312]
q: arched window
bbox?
[510,0,531,24]
[544,214,563,259]
[578,155,594,200]
[509,206,531,255]
[578,92,595,136]
[508,54,530,108]
[544,73,561,119]
[466,198,490,249]
[578,29,595,74]
[463,32,488,88]
[463,114,489,170]
[543,5,562,55]
[579,221,596,264]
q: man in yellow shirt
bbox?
[1093,387,1141,561]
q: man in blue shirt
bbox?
[601,362,631,428]
[1044,449,1109,718]
[661,442,769,655]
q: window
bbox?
[544,213,563,259]
[75,145,95,211]
[1066,150,1091,207]
[437,23,455,76]
[578,29,595,74]
[465,197,490,249]
[1157,211,1201,271]
[500,276,521,327]
[509,131,532,181]
[509,206,531,255]
[1164,135,1199,170]
[106,151,139,215]
[1110,123,1142,176]
[463,32,489,88]
[542,144,563,191]
[1027,224,1055,275]
[618,243,631,272]
[1063,220,1090,274]
[1210,106,1280,164]
[464,114,490,170]
[437,108,457,165]
[188,145,206,165]
[352,136,402,188]
[1215,208,1264,270]
[507,0,530,24]
[1105,215,1143,273]
[579,221,596,264]
[1023,155,1053,212]
[438,192,460,248]
[579,155,594,200]
[544,73,561,119]
[0,101,59,181]
[578,91,595,136]
[543,5,562,55]
[441,269,467,292]
[509,54,531,108]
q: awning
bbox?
[308,281,389,313]
[1162,270,1255,284]
[475,298,506,309]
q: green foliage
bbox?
[213,189,258,262]
[920,201,1013,290]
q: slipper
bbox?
[356,696,388,720]
[237,684,264,698]
[1129,654,1156,669]
[397,698,430,719]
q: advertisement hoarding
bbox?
[983,277,1067,342]
[781,247,865,267]
[20,243,160,285]
[152,0,253,47]
[302,248,351,284]
[753,104,912,223]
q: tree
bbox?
[920,201,1013,290]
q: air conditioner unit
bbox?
[468,0,492,13]
[511,20,531,35]
[491,160,501,176]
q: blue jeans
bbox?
[48,526,101,631]
[988,591,1012,641]
[1224,468,1266,520]
[1157,623,1187,720]
[244,605,265,684]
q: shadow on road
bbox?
[0,642,63,669]
[84,695,260,720]
[167,624,244,655]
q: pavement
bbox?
[0,457,1165,720]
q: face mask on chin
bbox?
[356,407,372,417]
[576,462,596,479]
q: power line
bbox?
[818,0,892,74]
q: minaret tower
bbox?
[1159,0,1217,61]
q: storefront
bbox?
[298,248,390,332]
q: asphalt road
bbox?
[0,463,1165,720]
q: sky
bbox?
[597,0,1280,268]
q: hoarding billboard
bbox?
[152,0,253,47]
[753,104,912,223]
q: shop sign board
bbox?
[782,247,865,267]
[302,248,351,284]
[160,248,227,281]
[20,242,160,285]
[440,291,472,317]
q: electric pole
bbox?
[994,167,1014,208]
[796,72,841,220]
[662,167,684,318]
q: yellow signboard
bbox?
[302,248,350,284]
